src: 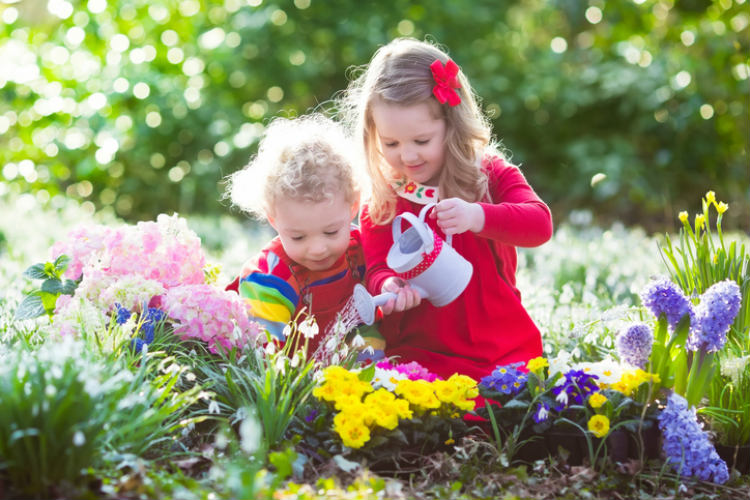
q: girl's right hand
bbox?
[380,276,421,314]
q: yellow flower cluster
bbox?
[313,367,478,449]
[610,368,660,397]
[398,374,478,413]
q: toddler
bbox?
[226,114,384,356]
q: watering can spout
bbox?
[352,283,428,325]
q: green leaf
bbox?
[54,254,71,274]
[14,294,46,320]
[61,279,78,295]
[41,279,63,295]
[23,263,48,280]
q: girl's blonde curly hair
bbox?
[226,114,365,219]
[340,37,500,225]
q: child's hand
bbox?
[432,198,485,235]
[380,276,421,314]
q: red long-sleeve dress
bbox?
[360,156,553,381]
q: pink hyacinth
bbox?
[161,284,262,353]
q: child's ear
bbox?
[266,211,278,231]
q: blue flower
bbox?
[480,362,527,395]
[658,393,729,484]
[616,323,653,368]
[140,307,166,344]
[115,303,132,324]
[551,369,599,411]
[640,277,694,330]
[687,280,741,353]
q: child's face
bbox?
[268,192,357,272]
[371,101,447,186]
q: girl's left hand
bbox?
[432,198,485,235]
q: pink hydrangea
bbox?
[161,284,262,353]
[50,213,206,290]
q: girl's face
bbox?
[268,191,357,272]
[371,101,447,186]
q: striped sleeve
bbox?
[238,248,299,340]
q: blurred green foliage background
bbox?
[0,0,747,231]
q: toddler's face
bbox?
[371,101,447,186]
[269,192,357,272]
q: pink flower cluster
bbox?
[49,214,261,351]
[161,285,261,353]
[51,214,206,289]
[376,360,438,382]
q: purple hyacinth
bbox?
[550,369,599,411]
[640,276,694,331]
[658,393,729,484]
[480,362,527,395]
[687,280,741,353]
[616,323,653,368]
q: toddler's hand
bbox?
[380,276,421,314]
[432,198,485,235]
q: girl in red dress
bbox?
[341,38,553,381]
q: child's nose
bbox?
[401,147,418,164]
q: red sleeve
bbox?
[477,157,553,247]
[359,204,398,295]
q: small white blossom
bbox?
[73,431,86,446]
[299,317,319,339]
[555,390,569,406]
[351,334,366,348]
[207,400,221,414]
[239,416,263,455]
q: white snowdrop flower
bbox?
[282,323,293,340]
[265,342,276,356]
[181,421,195,437]
[351,334,366,348]
[208,400,221,414]
[555,390,569,406]
[214,431,229,450]
[290,352,301,369]
[331,353,340,365]
[299,317,319,339]
[274,355,286,374]
[325,334,338,352]
[239,416,262,455]
[73,431,86,447]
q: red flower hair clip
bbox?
[430,59,462,106]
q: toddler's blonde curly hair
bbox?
[227,114,364,219]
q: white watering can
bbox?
[354,203,473,325]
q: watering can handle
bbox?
[418,203,453,247]
[392,211,434,254]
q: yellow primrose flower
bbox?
[527,356,549,373]
[588,415,610,438]
[392,398,413,419]
[337,421,371,449]
[705,190,716,204]
[678,211,688,223]
[395,379,440,410]
[716,201,729,214]
[588,392,607,409]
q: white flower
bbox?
[73,431,86,446]
[299,317,319,339]
[372,368,406,391]
[239,416,263,455]
[720,355,749,386]
[264,342,276,356]
[351,334,366,348]
[208,400,221,414]
[555,390,569,406]
[282,323,293,341]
